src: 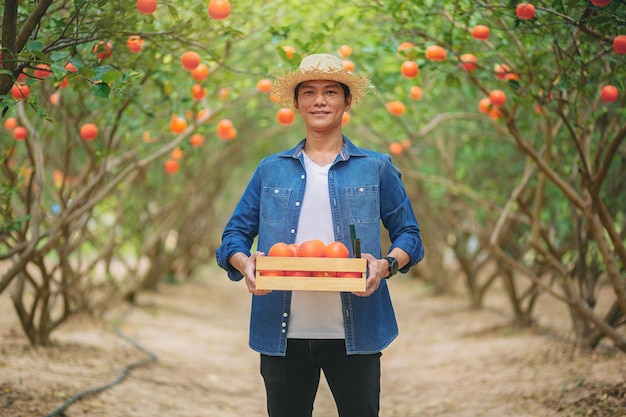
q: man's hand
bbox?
[244,251,272,295]
[352,253,387,297]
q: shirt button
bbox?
[274,189,279,194]
[282,322,287,327]
[290,229,296,234]
[283,313,288,317]
[359,187,365,192]
[282,329,286,333]
[301,175,305,180]
[295,202,300,206]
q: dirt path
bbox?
[1,268,625,417]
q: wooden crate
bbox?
[256,256,367,292]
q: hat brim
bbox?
[271,67,370,107]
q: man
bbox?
[216,53,424,417]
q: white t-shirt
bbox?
[287,152,345,339]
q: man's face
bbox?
[294,80,352,132]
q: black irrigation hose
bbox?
[43,309,158,417]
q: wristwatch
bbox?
[384,256,398,278]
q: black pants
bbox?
[260,339,381,417]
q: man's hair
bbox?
[294,82,351,103]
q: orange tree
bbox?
[356,0,626,351]
[0,0,296,344]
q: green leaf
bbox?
[51,51,70,62]
[92,82,111,99]
[167,4,179,20]
[27,41,44,53]
[101,70,123,84]
[50,64,68,79]
[94,65,112,81]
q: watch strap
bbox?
[384,256,398,278]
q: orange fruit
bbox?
[191,84,206,101]
[171,147,183,160]
[613,35,626,54]
[489,90,506,106]
[494,63,511,80]
[136,0,157,14]
[489,107,502,120]
[34,64,52,78]
[478,97,491,114]
[425,45,446,61]
[342,112,350,126]
[4,117,17,130]
[93,41,113,60]
[261,242,298,276]
[219,87,229,101]
[282,45,296,59]
[169,114,187,134]
[80,123,98,141]
[164,159,180,174]
[389,142,404,155]
[13,126,27,141]
[126,35,144,53]
[191,64,210,81]
[197,108,210,123]
[287,270,312,277]
[313,271,337,277]
[397,41,416,59]
[409,86,423,100]
[338,45,353,58]
[298,240,326,257]
[276,108,295,126]
[505,72,520,81]
[189,133,205,147]
[325,241,349,258]
[600,85,619,103]
[268,242,295,257]
[65,62,78,73]
[208,0,231,20]
[471,25,490,40]
[515,3,536,20]
[142,130,155,143]
[257,78,273,93]
[288,243,300,256]
[49,93,60,106]
[181,51,201,71]
[460,53,477,71]
[400,61,419,78]
[217,119,237,140]
[342,60,355,72]
[11,84,30,100]
[385,101,405,116]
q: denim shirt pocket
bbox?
[260,186,292,224]
[345,185,379,223]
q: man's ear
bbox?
[344,95,353,112]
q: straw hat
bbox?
[272,53,371,107]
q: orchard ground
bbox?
[1,266,625,417]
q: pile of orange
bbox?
[261,240,358,277]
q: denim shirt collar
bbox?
[278,135,368,162]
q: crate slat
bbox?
[256,256,367,292]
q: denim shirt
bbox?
[216,136,424,356]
